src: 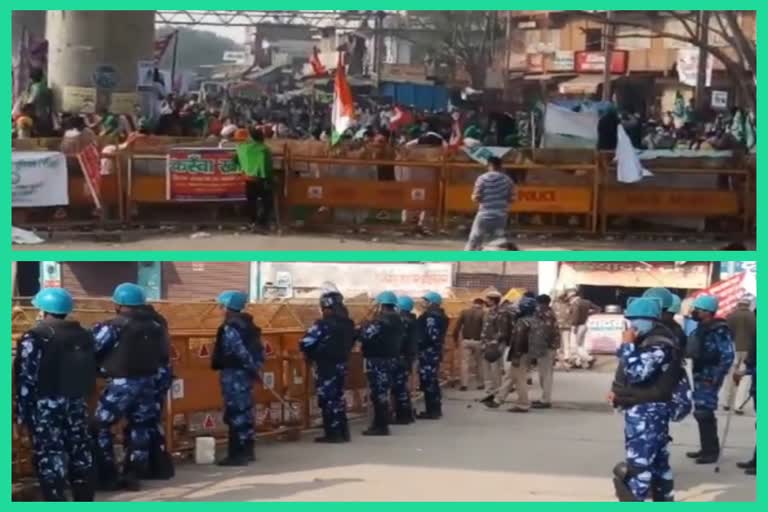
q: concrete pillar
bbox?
[12,10,46,57]
[46,10,155,112]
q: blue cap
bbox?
[376,291,398,306]
[692,294,718,313]
[625,297,662,320]
[397,296,414,312]
[218,290,248,312]
[32,287,74,315]
[668,294,682,314]
[642,287,675,310]
[112,283,147,307]
[422,291,442,305]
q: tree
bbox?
[402,11,504,89]
[156,26,242,71]
[578,11,756,112]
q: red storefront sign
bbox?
[574,50,628,74]
[166,148,245,201]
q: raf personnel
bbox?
[392,296,419,424]
[212,291,264,466]
[91,283,168,491]
[357,291,403,436]
[416,292,449,420]
[300,290,356,443]
[14,288,97,501]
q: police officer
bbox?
[416,291,449,420]
[478,290,510,400]
[611,297,683,502]
[300,290,356,443]
[391,296,418,424]
[122,302,174,480]
[92,283,168,491]
[643,288,687,351]
[14,288,97,501]
[358,291,403,436]
[212,291,264,466]
[685,294,735,464]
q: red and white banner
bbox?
[691,272,747,318]
[309,46,327,77]
[77,143,103,210]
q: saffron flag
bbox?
[331,53,354,146]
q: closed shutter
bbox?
[455,273,538,294]
[162,262,250,300]
[61,262,138,298]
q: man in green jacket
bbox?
[233,127,274,230]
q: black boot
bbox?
[418,400,442,420]
[737,450,756,470]
[687,414,707,459]
[696,415,720,464]
[393,407,415,425]
[93,446,121,491]
[340,418,351,442]
[120,460,145,492]
[147,448,175,480]
[363,404,390,436]
[40,481,67,502]
[243,439,256,461]
[71,481,95,502]
[218,431,249,467]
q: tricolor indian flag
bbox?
[331,52,354,146]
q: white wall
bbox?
[537,261,559,296]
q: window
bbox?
[585,28,603,51]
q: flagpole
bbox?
[170,30,179,94]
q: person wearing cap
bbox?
[610,297,682,501]
[552,290,573,367]
[725,295,757,415]
[212,290,264,465]
[391,296,419,424]
[416,292,449,419]
[13,288,97,501]
[300,290,356,443]
[357,291,404,435]
[482,296,537,413]
[567,288,600,368]
[452,297,487,391]
[478,290,511,397]
[91,283,170,491]
[233,126,274,231]
[685,294,735,465]
[465,156,515,251]
[529,295,561,409]
[733,324,756,475]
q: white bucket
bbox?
[195,437,216,465]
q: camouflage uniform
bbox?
[614,339,677,501]
[687,319,735,461]
[417,306,449,418]
[14,325,96,501]
[392,310,418,422]
[301,313,355,441]
[552,297,572,364]
[359,310,403,434]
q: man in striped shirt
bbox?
[465,156,514,250]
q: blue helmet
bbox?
[642,287,675,311]
[376,291,398,306]
[692,294,718,313]
[422,291,442,306]
[624,297,662,320]
[668,294,682,314]
[218,290,248,312]
[112,283,147,307]
[32,287,74,315]
[397,296,414,312]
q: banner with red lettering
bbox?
[166,148,245,201]
[76,143,103,209]
[690,272,747,318]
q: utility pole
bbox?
[601,11,615,102]
[373,10,385,89]
[695,10,711,110]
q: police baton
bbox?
[714,378,739,473]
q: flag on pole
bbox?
[331,52,354,146]
[154,31,178,64]
[309,46,327,77]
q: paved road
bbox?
[105,372,756,502]
[13,231,743,252]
